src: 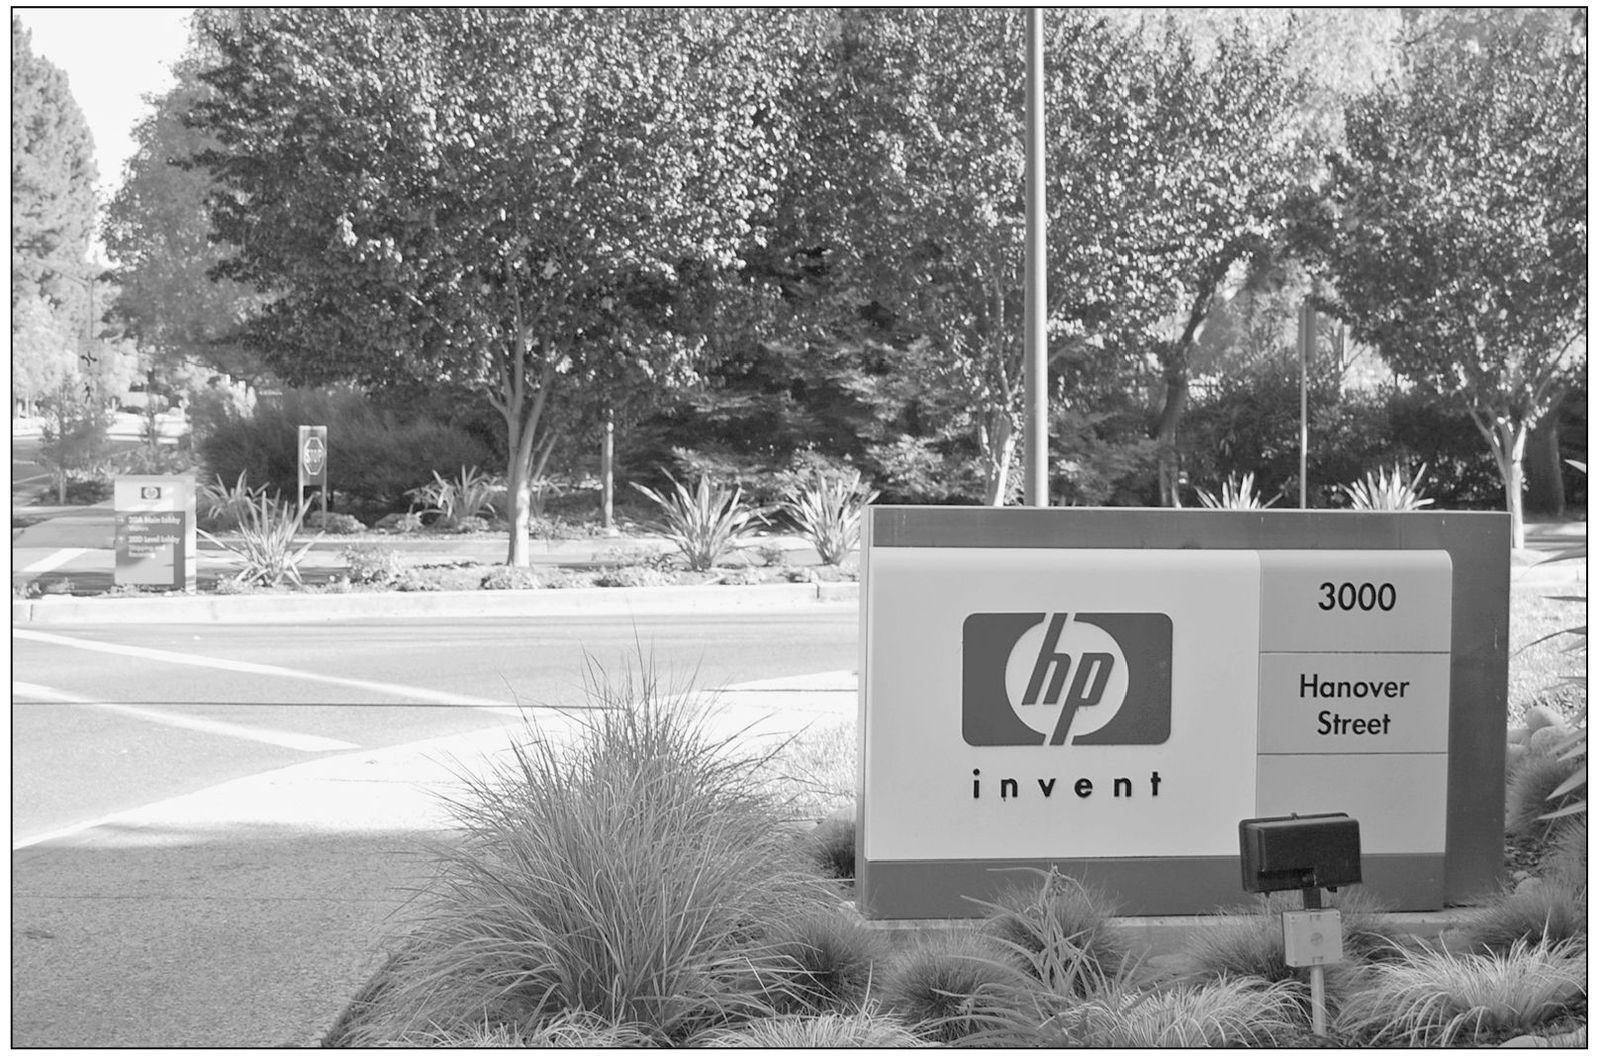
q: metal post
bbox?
[601,406,616,535]
[1298,300,1311,509]
[1023,7,1048,507]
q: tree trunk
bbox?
[981,410,1017,506]
[1524,399,1566,518]
[1154,372,1188,508]
[1472,410,1529,551]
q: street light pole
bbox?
[1023,7,1048,507]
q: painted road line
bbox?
[12,629,508,707]
[13,682,361,752]
[19,547,92,574]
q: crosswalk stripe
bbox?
[12,628,507,706]
[19,547,91,574]
[13,682,361,752]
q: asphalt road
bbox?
[12,611,858,845]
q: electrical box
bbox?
[1283,909,1344,966]
[1239,813,1362,894]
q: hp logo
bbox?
[962,612,1172,747]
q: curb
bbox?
[11,581,860,624]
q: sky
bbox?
[15,7,195,259]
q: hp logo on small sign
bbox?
[140,486,162,500]
[962,612,1172,746]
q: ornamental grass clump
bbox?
[760,910,887,1015]
[779,469,879,565]
[335,653,837,1046]
[631,472,766,571]
[692,1007,925,1047]
[1333,937,1586,1046]
[879,932,1030,1044]
[1043,975,1307,1048]
[1453,882,1587,957]
[977,869,1131,994]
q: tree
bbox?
[191,9,803,564]
[1315,21,1586,547]
[102,26,269,401]
[11,289,73,416]
[812,11,1310,506]
[12,16,99,341]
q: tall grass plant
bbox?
[337,652,835,1045]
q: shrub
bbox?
[779,469,879,565]
[761,911,886,1015]
[341,544,405,586]
[117,444,195,477]
[304,510,365,534]
[879,932,1028,1044]
[631,472,767,571]
[1042,975,1306,1048]
[479,566,541,591]
[37,409,115,504]
[978,870,1130,993]
[1453,883,1587,956]
[199,386,497,520]
[198,494,316,588]
[1342,463,1434,511]
[593,565,675,588]
[1333,937,1586,1046]
[807,814,856,880]
[336,653,836,1045]
[692,1009,923,1048]
[373,511,423,534]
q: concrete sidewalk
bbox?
[10,673,860,1048]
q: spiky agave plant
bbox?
[779,469,879,565]
[1195,471,1279,510]
[1342,463,1434,511]
[631,471,767,571]
[197,492,318,587]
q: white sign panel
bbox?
[864,547,1262,861]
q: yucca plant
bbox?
[1341,463,1435,511]
[779,469,880,565]
[405,465,498,527]
[631,472,767,571]
[196,470,269,531]
[197,493,318,587]
[1195,471,1279,510]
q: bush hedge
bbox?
[199,387,497,521]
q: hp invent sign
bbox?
[856,507,1509,919]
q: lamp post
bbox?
[1022,7,1048,507]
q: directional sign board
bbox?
[113,475,197,591]
[857,508,1509,917]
